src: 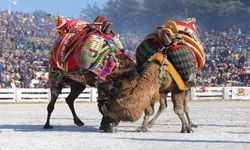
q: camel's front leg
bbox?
[148,93,168,128]
[135,104,154,132]
[100,116,119,133]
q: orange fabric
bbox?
[51,33,75,70]
[152,53,164,63]
[166,61,188,91]
[182,34,205,71]
[50,28,90,71]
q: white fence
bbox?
[0,88,98,103]
[0,87,249,103]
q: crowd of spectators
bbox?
[197,27,250,87]
[0,10,249,88]
[0,11,53,88]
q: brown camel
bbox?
[135,75,197,133]
[144,88,197,131]
[43,16,136,129]
[98,53,197,133]
[98,18,204,133]
[97,53,163,132]
[43,53,136,129]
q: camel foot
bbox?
[43,124,53,129]
[103,126,117,133]
[190,122,198,128]
[135,126,148,132]
[147,120,155,128]
[99,125,105,130]
[181,125,193,133]
[74,119,84,127]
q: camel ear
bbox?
[151,53,164,65]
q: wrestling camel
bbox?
[98,18,205,133]
[98,53,197,133]
[43,16,135,129]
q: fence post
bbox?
[17,88,22,102]
[90,88,97,102]
[223,87,230,100]
[190,87,196,101]
[13,88,17,103]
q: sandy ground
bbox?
[0,101,250,150]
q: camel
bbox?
[97,53,197,133]
[43,16,136,129]
[97,53,163,132]
[43,53,136,129]
[98,18,205,133]
[143,88,197,131]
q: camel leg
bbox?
[172,90,193,133]
[148,93,168,128]
[184,90,197,128]
[66,82,86,126]
[135,104,154,132]
[100,116,119,133]
[43,84,63,129]
[99,116,108,130]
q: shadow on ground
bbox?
[0,124,98,132]
[119,137,250,144]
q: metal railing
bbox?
[0,87,249,103]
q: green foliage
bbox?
[79,0,250,33]
[79,3,106,22]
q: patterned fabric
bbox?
[50,27,124,80]
[167,45,196,81]
[162,18,205,71]
[136,34,197,82]
[136,38,159,72]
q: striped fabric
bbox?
[136,38,196,81]
[136,39,159,72]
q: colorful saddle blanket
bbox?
[136,38,195,78]
[136,18,205,90]
[49,26,124,79]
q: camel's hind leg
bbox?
[135,104,155,132]
[148,93,168,128]
[184,90,197,128]
[172,89,193,133]
[43,83,63,129]
[66,82,86,126]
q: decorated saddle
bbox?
[136,18,205,90]
[49,16,124,80]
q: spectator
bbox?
[0,10,249,88]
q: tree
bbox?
[79,0,250,32]
[80,3,106,22]
[104,0,142,32]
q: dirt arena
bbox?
[0,101,250,150]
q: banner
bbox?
[232,87,250,100]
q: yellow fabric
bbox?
[152,53,164,63]
[166,61,188,91]
[164,21,178,34]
